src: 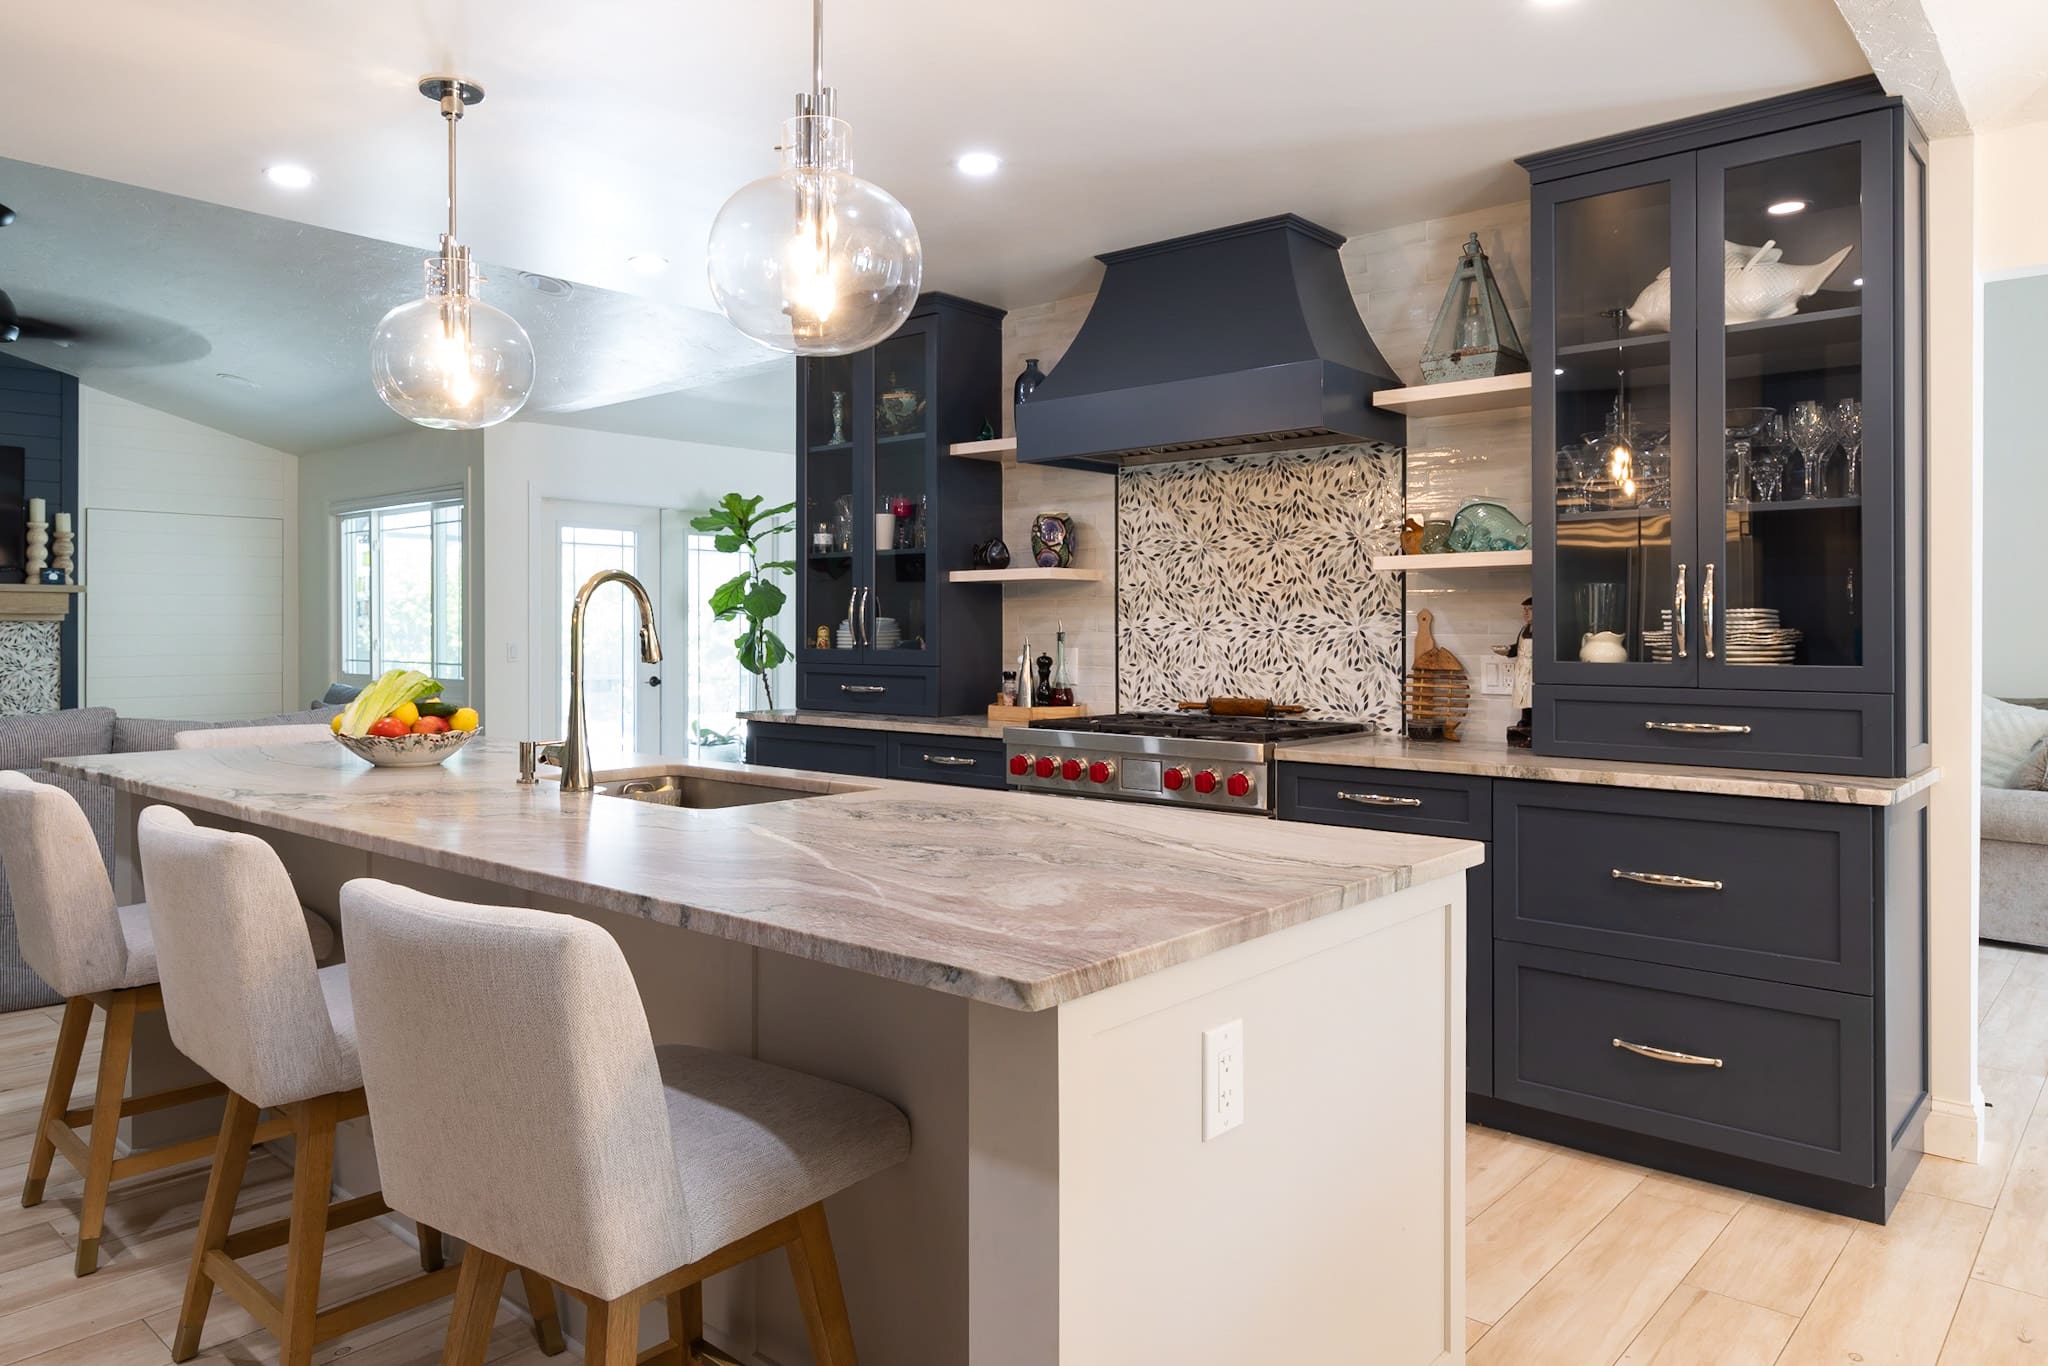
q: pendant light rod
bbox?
[811,0,825,115]
[417,76,486,245]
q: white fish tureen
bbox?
[1625,240,1854,334]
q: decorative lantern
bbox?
[1419,232,1528,383]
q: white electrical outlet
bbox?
[1203,1019,1245,1140]
[505,642,521,664]
[1480,658,1513,696]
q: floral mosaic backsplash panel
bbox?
[1117,444,1405,723]
[0,622,60,716]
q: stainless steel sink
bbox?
[592,772,821,809]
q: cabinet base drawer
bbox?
[746,724,886,778]
[1277,764,1491,839]
[797,666,937,715]
[1536,687,1896,776]
[1497,944,1874,1183]
[887,734,1006,788]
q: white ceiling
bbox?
[0,0,1880,451]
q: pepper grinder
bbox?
[1033,651,1054,706]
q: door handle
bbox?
[1612,868,1724,891]
[922,754,976,767]
[1612,1038,1725,1068]
[1673,563,1687,660]
[855,586,871,648]
[1702,563,1716,660]
[646,675,661,688]
[840,684,887,695]
[1643,721,1753,735]
[1337,792,1425,808]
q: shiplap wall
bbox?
[78,387,299,719]
[995,202,1535,727]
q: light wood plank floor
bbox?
[0,943,2043,1363]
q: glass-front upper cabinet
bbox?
[868,323,934,661]
[799,352,860,662]
[1698,115,1891,693]
[1535,156,1699,683]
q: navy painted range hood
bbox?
[1014,214,1403,470]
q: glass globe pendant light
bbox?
[706,0,922,355]
[370,76,535,429]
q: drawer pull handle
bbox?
[1643,721,1753,735]
[1613,1038,1725,1068]
[1612,868,1724,891]
[840,684,887,695]
[922,754,976,767]
[1337,792,1425,808]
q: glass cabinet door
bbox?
[799,353,863,662]
[1536,156,1700,684]
[1698,116,1890,691]
[866,324,934,661]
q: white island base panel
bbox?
[111,794,1464,1365]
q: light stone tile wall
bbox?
[995,200,1536,727]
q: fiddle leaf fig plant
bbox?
[692,493,796,708]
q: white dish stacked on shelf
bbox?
[1646,609,1676,662]
[873,616,903,650]
[1724,607,1801,664]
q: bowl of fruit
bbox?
[330,669,481,768]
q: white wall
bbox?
[295,428,486,705]
[77,386,298,720]
[1981,272,2048,698]
[479,422,793,743]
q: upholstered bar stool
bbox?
[136,806,562,1366]
[341,879,912,1366]
[0,772,292,1276]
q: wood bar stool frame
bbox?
[173,1084,567,1364]
[22,984,293,1276]
[442,1200,853,1366]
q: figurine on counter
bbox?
[1497,596,1535,747]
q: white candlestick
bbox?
[27,498,45,522]
[53,512,70,534]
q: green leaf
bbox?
[761,559,797,573]
[708,572,750,616]
[756,523,795,541]
[742,580,787,620]
[713,532,745,554]
[759,501,796,519]
[756,629,790,672]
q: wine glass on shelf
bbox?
[1790,400,1835,500]
[1834,397,1863,497]
[1724,407,1777,505]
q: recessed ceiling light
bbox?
[627,253,670,275]
[1766,199,1807,216]
[519,271,573,297]
[215,372,260,388]
[264,164,315,190]
[955,151,1001,178]
[1554,368,1565,376]
[1852,277,1864,288]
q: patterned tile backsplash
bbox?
[0,622,60,716]
[1117,445,1405,723]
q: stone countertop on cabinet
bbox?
[741,709,1008,739]
[51,739,1482,1013]
[1275,733,1940,807]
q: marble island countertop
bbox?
[52,739,1481,1012]
[739,709,1007,738]
[1276,733,1940,806]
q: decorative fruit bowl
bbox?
[333,727,480,768]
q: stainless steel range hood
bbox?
[1014,215,1402,471]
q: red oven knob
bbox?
[1009,754,1032,776]
[1226,771,1253,799]
[1193,769,1220,795]
[1089,760,1115,784]
[1163,766,1189,791]
[1034,755,1057,779]
[1060,758,1084,781]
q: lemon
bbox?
[329,712,344,733]
[392,701,420,728]
[450,707,481,733]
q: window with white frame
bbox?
[686,530,749,749]
[337,492,465,699]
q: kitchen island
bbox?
[55,738,1481,1366]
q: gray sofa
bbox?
[0,702,341,1010]
[1984,788,2048,948]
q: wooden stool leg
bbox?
[418,1222,446,1273]
[668,1285,705,1365]
[785,1204,859,1366]
[440,1246,510,1366]
[74,990,137,1275]
[584,1295,643,1366]
[276,1096,339,1366]
[22,996,91,1208]
[517,1266,566,1356]
[170,1092,261,1361]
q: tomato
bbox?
[367,717,409,738]
[411,715,450,735]
[449,707,481,733]
[391,701,420,728]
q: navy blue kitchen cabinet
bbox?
[1522,79,1929,777]
[795,295,1007,717]
[746,722,1005,790]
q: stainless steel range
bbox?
[1004,713,1372,815]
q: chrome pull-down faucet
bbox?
[553,569,663,792]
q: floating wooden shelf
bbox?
[1372,550,1532,572]
[1373,373,1533,417]
[946,437,1017,461]
[947,567,1105,584]
[0,584,85,623]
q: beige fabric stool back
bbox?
[342,879,690,1300]
[136,805,357,1109]
[0,772,133,998]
